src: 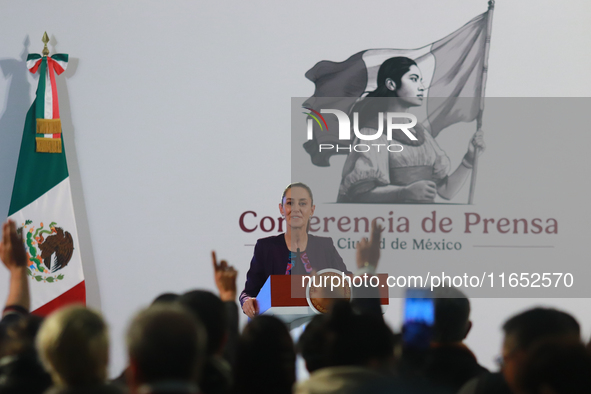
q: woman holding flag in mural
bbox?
[337,57,485,203]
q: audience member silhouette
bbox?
[36,305,122,394]
[0,314,52,394]
[459,307,581,394]
[420,287,488,392]
[179,290,234,394]
[112,292,180,388]
[297,314,328,373]
[517,339,591,394]
[295,300,395,394]
[234,315,296,394]
[126,304,206,394]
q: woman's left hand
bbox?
[464,129,486,166]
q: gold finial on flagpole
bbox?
[42,32,50,57]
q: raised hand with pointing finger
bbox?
[212,251,238,302]
[356,219,385,270]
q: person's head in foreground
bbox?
[516,339,591,394]
[501,307,581,392]
[36,305,109,389]
[432,286,471,344]
[177,290,232,394]
[234,315,295,394]
[297,314,328,373]
[295,301,397,394]
[126,304,206,394]
[0,314,53,393]
[323,300,395,371]
[151,292,179,305]
[177,290,226,358]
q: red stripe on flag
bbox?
[32,280,86,316]
[53,133,61,138]
[47,59,60,118]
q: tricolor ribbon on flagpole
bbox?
[26,53,69,153]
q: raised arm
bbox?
[212,251,237,302]
[212,251,239,366]
[351,220,384,317]
[1,220,30,316]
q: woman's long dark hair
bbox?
[353,57,417,129]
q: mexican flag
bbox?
[303,6,493,167]
[8,52,85,316]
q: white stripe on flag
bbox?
[44,67,53,119]
[26,59,39,70]
[54,59,68,71]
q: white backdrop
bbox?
[0,0,590,377]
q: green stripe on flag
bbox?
[8,102,68,216]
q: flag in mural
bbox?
[303,7,493,167]
[8,50,85,316]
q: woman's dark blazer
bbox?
[239,234,348,306]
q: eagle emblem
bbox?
[17,220,74,283]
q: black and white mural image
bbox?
[299,3,493,204]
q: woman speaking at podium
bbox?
[240,183,347,318]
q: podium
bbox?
[257,274,390,329]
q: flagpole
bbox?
[468,0,495,204]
